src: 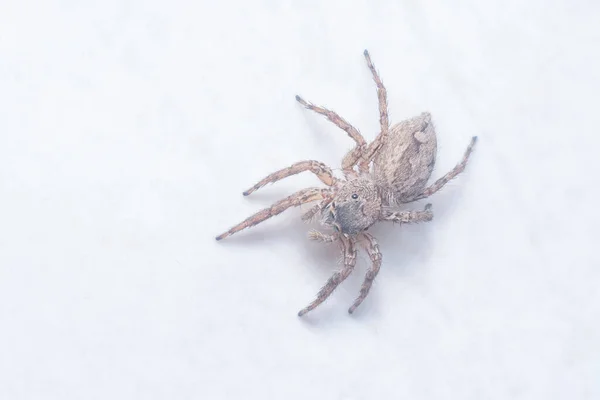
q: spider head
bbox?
[323,176,382,235]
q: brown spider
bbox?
[216,50,477,316]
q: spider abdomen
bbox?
[373,112,437,204]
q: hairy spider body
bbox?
[374,112,437,204]
[216,50,478,316]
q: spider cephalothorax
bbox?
[325,176,382,235]
[216,50,477,316]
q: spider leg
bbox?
[414,136,478,201]
[295,95,367,177]
[307,230,338,243]
[301,203,323,222]
[298,235,357,316]
[349,204,434,313]
[363,49,389,134]
[341,147,363,179]
[295,95,366,147]
[348,232,382,314]
[215,187,329,241]
[359,50,390,170]
[380,203,434,224]
[301,195,334,222]
[243,160,338,196]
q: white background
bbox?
[1,0,599,399]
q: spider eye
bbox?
[351,193,358,199]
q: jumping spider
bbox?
[216,50,477,316]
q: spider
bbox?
[216,50,477,316]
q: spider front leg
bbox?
[341,146,363,179]
[307,230,338,243]
[414,136,478,201]
[298,235,357,316]
[301,195,334,222]
[215,187,329,240]
[295,95,368,176]
[242,160,339,196]
[348,232,382,314]
[301,203,324,222]
[380,204,434,224]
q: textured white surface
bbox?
[1,1,599,399]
